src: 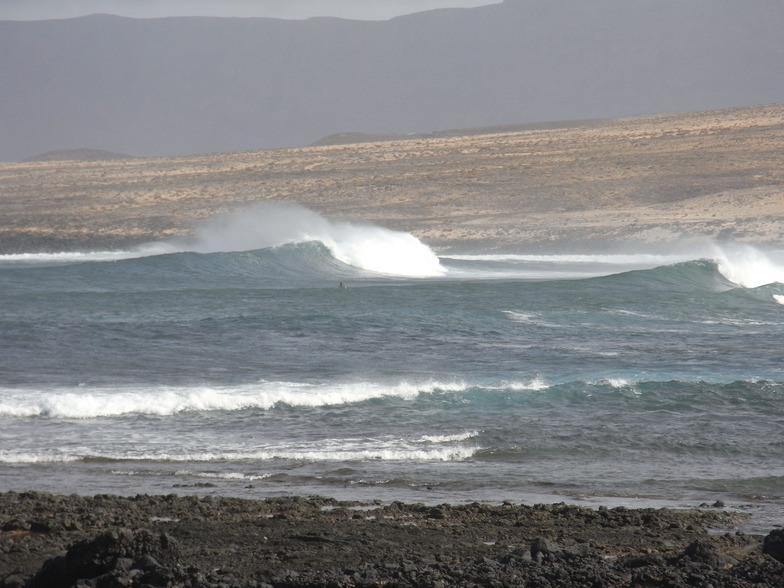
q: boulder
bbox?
[762,528,784,563]
[27,528,178,588]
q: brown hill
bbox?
[1,103,782,253]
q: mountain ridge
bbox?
[2,1,782,161]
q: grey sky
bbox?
[0,0,499,21]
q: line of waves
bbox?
[2,200,782,287]
[3,241,783,293]
[0,380,471,419]
[0,242,394,292]
[0,431,481,465]
[446,244,784,289]
[3,378,783,421]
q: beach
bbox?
[2,104,784,587]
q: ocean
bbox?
[2,204,784,534]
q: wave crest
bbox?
[711,243,784,288]
[0,380,468,420]
[185,202,445,277]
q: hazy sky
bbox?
[0,0,499,21]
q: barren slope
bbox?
[1,103,782,253]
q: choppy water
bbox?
[2,203,784,533]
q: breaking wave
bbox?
[0,380,469,419]
[0,203,445,278]
[0,432,480,464]
[179,202,445,277]
[711,243,784,288]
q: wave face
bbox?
[2,231,784,532]
[186,202,446,278]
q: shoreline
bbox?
[2,491,783,587]
[3,104,784,587]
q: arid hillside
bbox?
[1,103,782,254]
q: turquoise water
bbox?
[2,205,784,533]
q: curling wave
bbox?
[710,243,784,288]
[166,202,445,278]
[0,203,445,279]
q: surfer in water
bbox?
[339,281,346,289]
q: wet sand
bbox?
[1,103,783,254]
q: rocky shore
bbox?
[2,492,783,587]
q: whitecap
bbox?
[0,450,81,464]
[186,202,445,277]
[0,380,468,419]
[418,431,479,443]
[711,243,784,288]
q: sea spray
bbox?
[0,203,445,277]
[185,202,445,277]
[711,242,784,287]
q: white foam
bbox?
[0,241,182,266]
[174,471,272,481]
[505,378,549,391]
[418,431,479,443]
[602,378,633,388]
[0,450,80,464]
[0,437,479,464]
[773,294,784,305]
[188,202,445,277]
[0,250,142,265]
[215,446,475,462]
[140,441,479,463]
[133,449,471,463]
[444,253,691,264]
[711,243,784,288]
[322,229,444,277]
[0,380,468,420]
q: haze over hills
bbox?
[1,0,783,161]
[21,148,134,162]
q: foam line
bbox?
[0,380,469,419]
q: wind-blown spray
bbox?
[184,202,445,277]
[710,243,784,287]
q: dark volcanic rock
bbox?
[1,492,782,588]
[27,528,178,588]
[762,528,784,563]
[684,539,738,568]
